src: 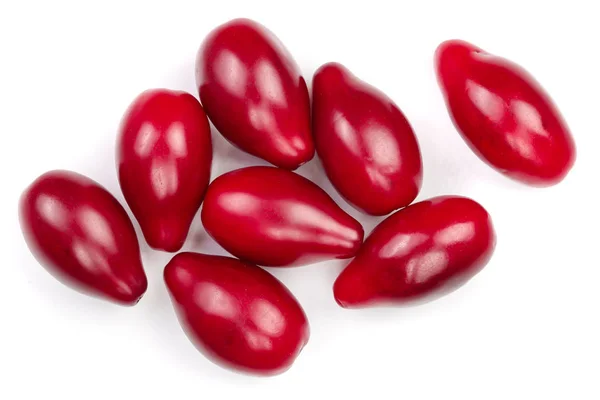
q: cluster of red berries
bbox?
[19,18,576,376]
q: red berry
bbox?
[196,18,313,169]
[117,89,212,252]
[312,62,423,215]
[201,166,364,267]
[164,252,309,375]
[435,39,576,186]
[334,196,495,308]
[20,170,147,305]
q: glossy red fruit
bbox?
[117,89,212,252]
[435,39,576,186]
[201,166,364,267]
[334,196,495,308]
[312,62,423,215]
[196,18,313,170]
[164,252,309,375]
[19,170,147,305]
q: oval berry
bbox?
[117,89,212,252]
[201,166,363,267]
[334,196,495,308]
[196,18,313,169]
[435,39,576,186]
[312,62,422,215]
[164,252,309,375]
[20,170,147,305]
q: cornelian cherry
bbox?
[117,89,212,252]
[196,18,313,169]
[334,196,495,308]
[435,39,576,186]
[20,170,147,305]
[201,166,364,267]
[164,252,309,375]
[312,62,423,215]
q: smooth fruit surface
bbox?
[334,196,495,308]
[19,170,147,305]
[196,18,313,169]
[164,252,309,375]
[117,89,212,252]
[201,166,364,267]
[312,62,423,215]
[435,39,576,186]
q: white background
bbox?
[1,1,599,399]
